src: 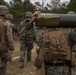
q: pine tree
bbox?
[68,0,76,12]
[0,0,7,5]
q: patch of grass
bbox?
[12,50,20,57]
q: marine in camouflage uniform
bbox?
[35,11,76,75]
[19,12,35,68]
[35,28,72,75]
[34,12,76,75]
[71,31,76,75]
[5,14,18,37]
[67,11,76,75]
[34,26,44,55]
[45,28,73,75]
[0,5,14,75]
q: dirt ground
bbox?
[7,41,38,75]
[6,41,76,75]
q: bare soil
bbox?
[7,41,76,75]
[7,41,38,75]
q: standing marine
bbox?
[34,13,76,75]
[19,11,40,68]
[0,5,14,75]
[19,12,34,66]
[5,14,18,36]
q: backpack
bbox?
[0,19,7,51]
[42,28,70,61]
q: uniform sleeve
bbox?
[5,23,15,51]
[12,24,18,33]
[19,21,23,31]
[19,21,27,36]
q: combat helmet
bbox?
[67,11,75,14]
[0,5,9,15]
[25,12,33,18]
[5,14,13,20]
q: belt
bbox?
[0,58,1,68]
[45,60,71,66]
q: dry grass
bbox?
[6,41,76,75]
[7,59,36,75]
[12,41,20,57]
[7,41,38,75]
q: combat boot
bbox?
[19,59,24,68]
[0,67,6,75]
[27,58,31,62]
[20,61,24,68]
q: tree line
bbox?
[0,0,76,24]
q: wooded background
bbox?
[0,0,76,24]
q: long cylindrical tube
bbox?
[37,13,76,28]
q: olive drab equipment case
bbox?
[37,13,76,28]
[37,13,60,27]
[0,20,7,51]
[42,28,70,61]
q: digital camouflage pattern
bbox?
[34,28,76,75]
[20,40,33,61]
[72,67,76,75]
[5,14,13,20]
[0,18,8,51]
[0,5,14,74]
[0,5,9,15]
[45,65,70,75]
[0,51,8,75]
[19,18,35,40]
[25,12,33,18]
[4,21,15,51]
[35,27,44,48]
[0,19,14,75]
[67,11,76,75]
[19,13,35,68]
[10,23,18,35]
[0,19,14,51]
[68,28,76,75]
[5,14,18,34]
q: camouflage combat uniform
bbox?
[67,11,76,75]
[35,27,44,47]
[68,28,76,75]
[34,28,74,75]
[0,5,14,75]
[11,23,18,34]
[0,19,14,75]
[34,26,44,55]
[19,12,35,67]
[45,28,76,75]
[34,11,76,75]
[5,14,18,34]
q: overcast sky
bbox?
[4,0,70,4]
